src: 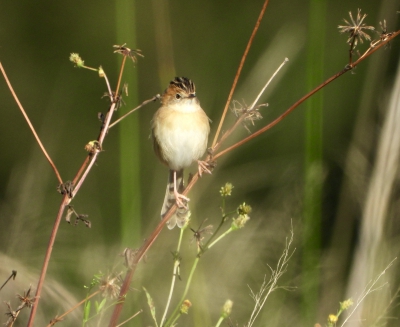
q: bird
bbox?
[152,77,210,229]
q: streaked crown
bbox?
[169,77,196,95]
[161,77,198,105]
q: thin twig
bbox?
[115,310,143,327]
[212,29,400,161]
[45,290,101,327]
[340,258,397,327]
[0,62,63,185]
[115,57,126,101]
[211,0,270,148]
[26,194,69,327]
[212,58,288,155]
[160,228,185,327]
[0,270,17,292]
[109,95,160,129]
[164,258,200,327]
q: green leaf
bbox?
[83,301,91,322]
[95,298,107,314]
[143,287,158,327]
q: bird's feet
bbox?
[197,160,213,176]
[174,190,190,209]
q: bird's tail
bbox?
[161,169,190,229]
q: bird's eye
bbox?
[175,93,182,100]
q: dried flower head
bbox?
[338,9,375,48]
[57,181,74,198]
[113,43,144,63]
[98,272,122,299]
[220,183,234,197]
[4,301,18,326]
[65,205,91,227]
[16,286,36,309]
[231,100,265,133]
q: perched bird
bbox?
[152,77,210,229]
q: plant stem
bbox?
[0,62,63,185]
[164,257,200,327]
[215,316,224,327]
[26,194,68,327]
[208,228,233,250]
[160,228,185,326]
[46,290,101,327]
[27,57,128,327]
[212,0,270,148]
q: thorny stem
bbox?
[211,0,270,148]
[160,228,185,327]
[45,290,101,327]
[27,57,129,327]
[0,62,63,185]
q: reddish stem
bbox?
[211,0,270,148]
[0,62,63,185]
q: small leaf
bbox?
[95,298,107,314]
[83,301,91,322]
[143,287,158,327]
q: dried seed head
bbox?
[16,286,36,309]
[338,9,375,48]
[98,272,122,299]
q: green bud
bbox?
[69,53,84,68]
[221,300,233,318]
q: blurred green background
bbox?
[0,0,399,326]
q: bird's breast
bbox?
[152,106,210,171]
